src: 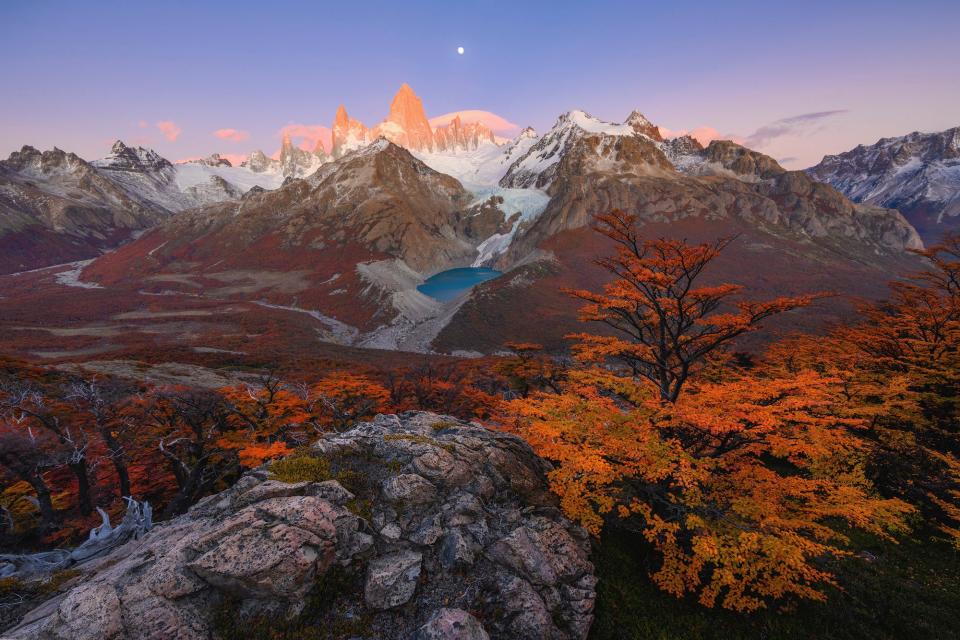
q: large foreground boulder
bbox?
[3,412,595,639]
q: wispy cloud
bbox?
[279,123,331,154]
[156,120,182,142]
[213,128,249,142]
[743,110,848,149]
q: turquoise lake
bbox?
[416,267,502,302]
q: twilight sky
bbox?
[1,0,958,169]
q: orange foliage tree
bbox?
[774,234,960,545]
[565,210,821,402]
[495,342,567,398]
[508,213,913,611]
[302,371,390,432]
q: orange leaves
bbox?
[573,210,817,402]
[237,441,292,468]
[511,362,914,610]
[503,210,920,611]
[307,371,390,431]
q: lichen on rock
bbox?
[3,412,596,640]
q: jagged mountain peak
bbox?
[500,109,663,189]
[3,145,88,174]
[517,126,538,139]
[93,140,172,173]
[625,110,663,141]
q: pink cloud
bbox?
[213,128,250,142]
[429,110,519,134]
[156,120,182,142]
[279,123,332,154]
[138,120,149,129]
[658,125,743,146]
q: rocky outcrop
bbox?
[242,149,281,173]
[187,153,233,168]
[4,412,595,640]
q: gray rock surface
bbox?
[414,608,490,640]
[3,412,595,640]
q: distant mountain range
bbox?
[807,127,960,242]
[1,83,947,357]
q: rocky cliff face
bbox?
[331,104,373,158]
[278,133,327,178]
[806,126,960,241]
[377,83,436,152]
[5,412,596,640]
[433,115,496,152]
[331,84,498,159]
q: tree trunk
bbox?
[26,473,56,530]
[70,460,94,515]
[161,459,207,519]
[112,457,131,499]
[102,430,131,498]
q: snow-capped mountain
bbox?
[0,141,286,273]
[499,110,668,189]
[807,127,960,241]
[5,94,931,357]
[95,140,283,211]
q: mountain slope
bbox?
[0,146,168,273]
[0,142,286,274]
[807,127,960,241]
[83,140,510,338]
[434,111,924,354]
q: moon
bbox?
[457,46,465,55]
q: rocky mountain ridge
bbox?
[0,141,286,273]
[806,126,960,241]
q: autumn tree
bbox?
[219,372,308,463]
[65,378,139,499]
[0,380,96,516]
[389,362,500,420]
[495,342,567,398]
[0,419,62,530]
[777,234,960,545]
[145,387,238,518]
[508,212,912,611]
[302,371,390,432]
[565,210,820,402]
